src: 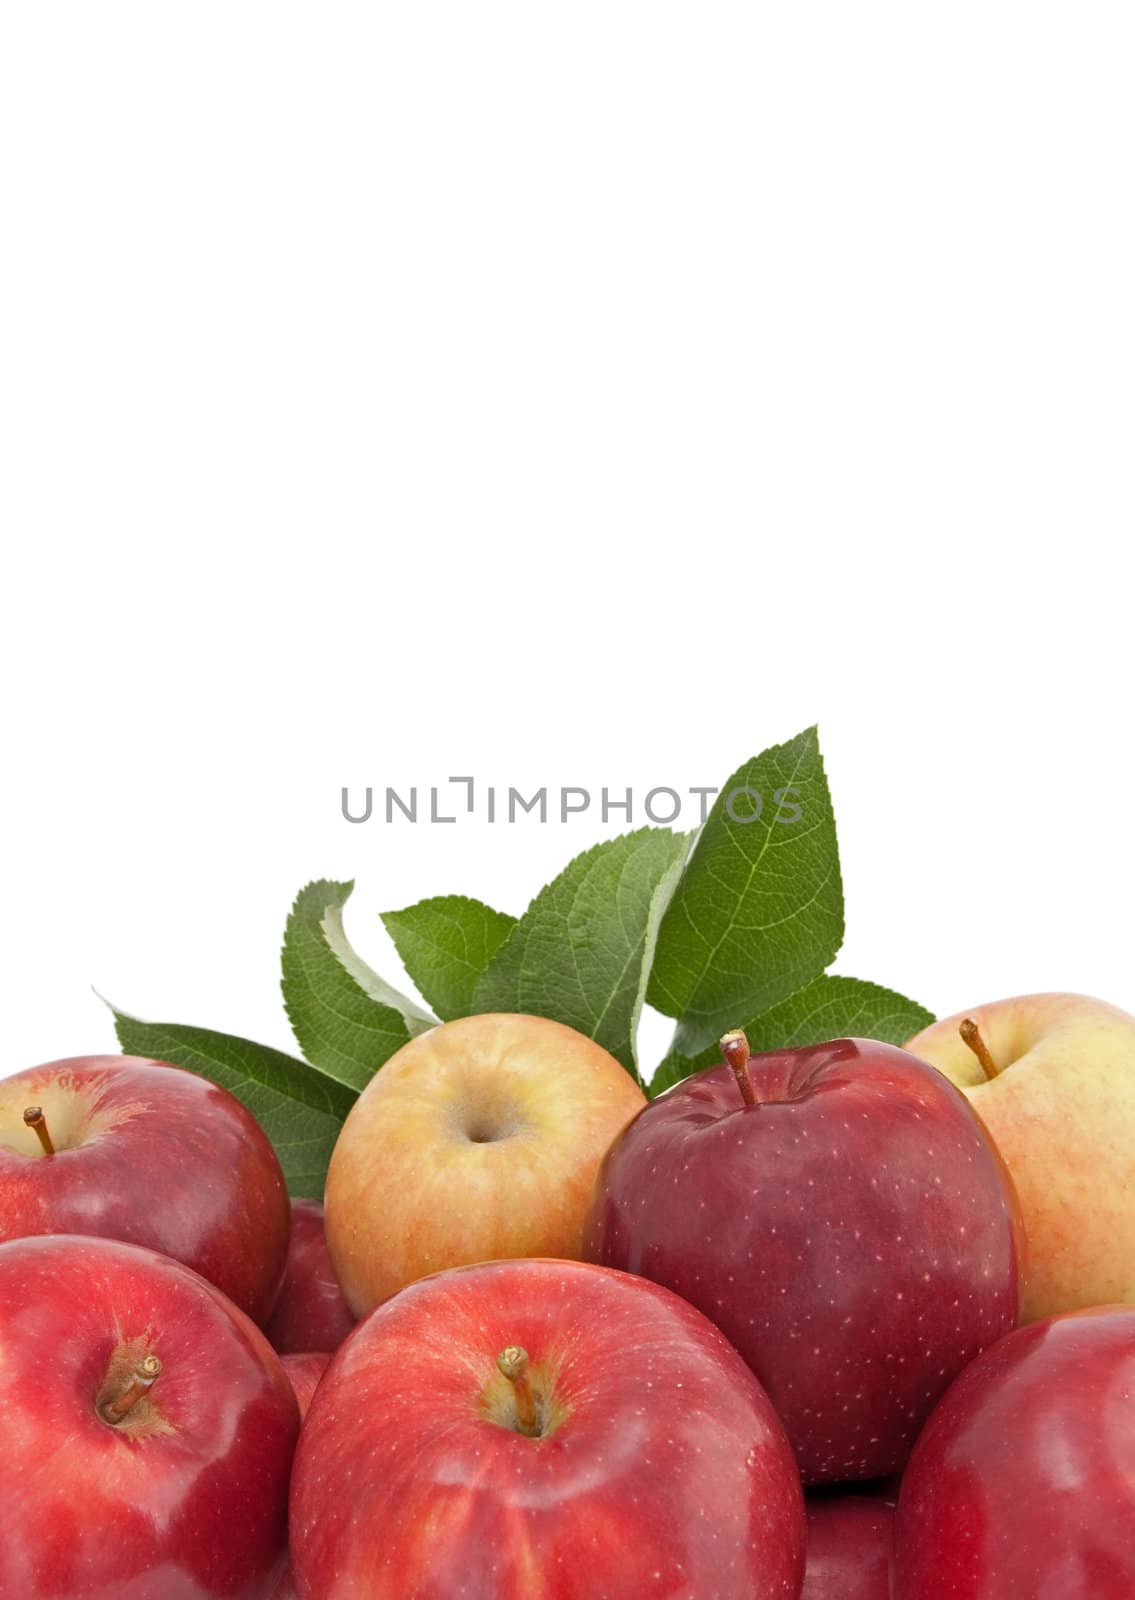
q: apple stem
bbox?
[23,1107,55,1157]
[101,1355,163,1424]
[496,1346,541,1437]
[959,1018,999,1082]
[720,1030,757,1107]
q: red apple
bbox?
[272,1354,331,1600]
[0,1232,299,1598]
[281,1350,331,1418]
[290,1258,805,1599]
[803,1489,895,1599]
[270,1564,299,1600]
[0,1055,290,1324]
[269,1566,299,1600]
[585,1033,1022,1483]
[265,1199,356,1355]
[894,1306,1135,1597]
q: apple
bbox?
[0,1054,289,1324]
[907,993,1135,1321]
[270,1562,299,1600]
[803,1489,895,1599]
[281,1350,330,1417]
[289,1257,805,1599]
[584,1031,1022,1483]
[265,1200,356,1354]
[271,1354,331,1600]
[894,1305,1135,1597]
[324,1013,646,1315]
[0,1232,299,1599]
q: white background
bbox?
[2,4,1132,1081]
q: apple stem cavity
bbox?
[101,1355,163,1425]
[496,1345,541,1437]
[959,1018,1000,1082]
[23,1106,56,1157]
[720,1031,758,1108]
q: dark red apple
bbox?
[265,1199,356,1355]
[0,1055,289,1324]
[585,1033,1022,1483]
[804,1489,895,1598]
[894,1306,1135,1597]
[0,1232,299,1598]
[290,1257,805,1599]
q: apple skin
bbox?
[290,1258,805,1600]
[324,1014,646,1315]
[803,1490,895,1599]
[0,1055,290,1324]
[894,1306,1135,1597]
[908,993,1135,1322]
[265,1200,356,1354]
[584,1037,1022,1483]
[0,1232,299,1600]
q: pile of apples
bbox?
[1,997,1133,1598]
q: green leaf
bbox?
[647,725,845,1059]
[473,827,691,1079]
[649,975,936,1097]
[381,895,517,1020]
[281,880,436,1092]
[740,974,935,1051]
[110,1007,354,1198]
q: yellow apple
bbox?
[907,993,1135,1323]
[324,1013,646,1316]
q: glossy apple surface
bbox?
[908,993,1135,1320]
[290,1258,805,1599]
[265,1200,356,1354]
[894,1306,1135,1597]
[0,1233,299,1599]
[325,1014,646,1315]
[0,1055,289,1323]
[585,1036,1022,1483]
[803,1490,894,1599]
